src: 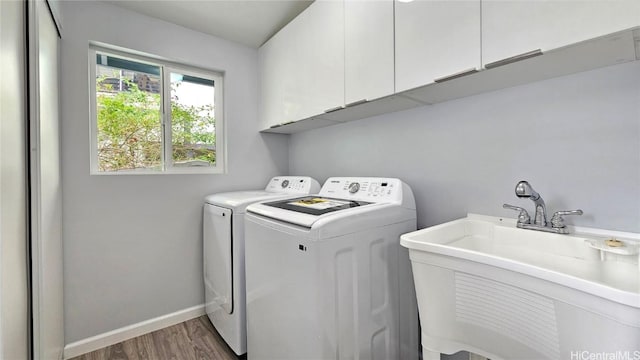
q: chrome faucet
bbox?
[515,181,547,226]
[503,180,583,234]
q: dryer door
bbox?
[203,204,233,314]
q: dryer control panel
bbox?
[265,176,321,194]
[319,177,404,203]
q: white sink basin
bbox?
[401,214,640,360]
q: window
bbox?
[89,46,224,174]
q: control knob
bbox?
[281,180,290,188]
[348,182,360,194]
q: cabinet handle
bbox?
[484,49,543,69]
[324,106,343,113]
[434,68,479,83]
[345,99,368,107]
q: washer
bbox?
[245,177,420,360]
[203,176,320,355]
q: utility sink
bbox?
[401,214,640,360]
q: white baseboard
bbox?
[62,304,206,359]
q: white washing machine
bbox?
[203,176,320,355]
[244,177,420,360]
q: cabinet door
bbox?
[345,0,394,104]
[259,28,293,129]
[482,0,640,66]
[259,0,344,129]
[294,0,344,120]
[395,0,481,92]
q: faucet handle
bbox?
[503,204,531,224]
[550,210,583,228]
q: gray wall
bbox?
[61,1,288,343]
[290,61,640,233]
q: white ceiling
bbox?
[105,0,314,48]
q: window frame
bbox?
[89,45,225,175]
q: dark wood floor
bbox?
[70,316,242,360]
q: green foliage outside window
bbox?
[170,82,216,166]
[96,76,216,172]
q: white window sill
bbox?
[90,167,225,176]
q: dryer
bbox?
[203,176,320,355]
[244,177,420,360]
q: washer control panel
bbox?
[265,176,320,194]
[319,177,403,202]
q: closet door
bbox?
[0,1,29,359]
[29,0,64,359]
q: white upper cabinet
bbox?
[259,0,344,129]
[261,0,640,133]
[259,27,292,129]
[395,0,481,92]
[482,0,640,66]
[344,0,394,104]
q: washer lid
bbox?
[247,196,386,228]
[246,177,416,229]
[263,196,371,216]
[204,191,291,213]
[203,176,321,212]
